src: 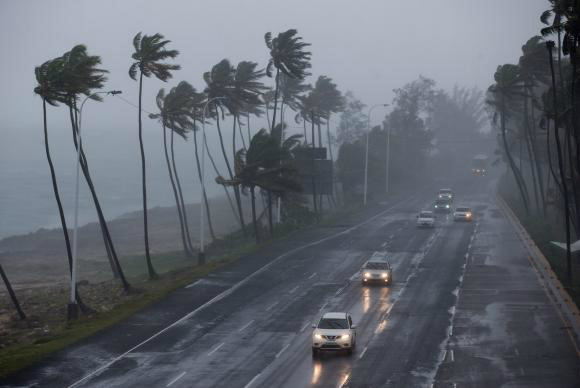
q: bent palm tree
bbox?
[265,29,312,131]
[217,129,302,243]
[0,264,25,320]
[150,82,196,258]
[129,32,180,279]
[59,45,131,292]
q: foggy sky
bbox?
[0,0,549,237]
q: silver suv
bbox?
[312,312,357,356]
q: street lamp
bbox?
[69,90,121,319]
[199,96,227,265]
[363,104,389,207]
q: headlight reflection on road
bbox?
[311,362,322,384]
[374,319,387,334]
[363,288,370,313]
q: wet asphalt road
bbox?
[2,175,579,388]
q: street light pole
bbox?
[363,104,389,207]
[386,120,392,195]
[69,90,121,319]
[199,97,227,265]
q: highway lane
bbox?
[3,175,578,388]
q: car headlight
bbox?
[364,272,371,278]
[340,334,350,340]
[314,334,322,340]
[446,205,450,208]
[466,213,472,217]
[435,205,438,208]
[381,273,388,278]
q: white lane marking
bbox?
[467,242,472,250]
[289,285,299,294]
[238,320,254,332]
[520,367,525,376]
[207,342,225,356]
[359,346,368,359]
[301,322,310,333]
[442,349,447,362]
[185,279,202,289]
[319,302,328,311]
[166,371,186,387]
[308,272,317,279]
[275,344,290,358]
[334,286,345,296]
[515,348,520,357]
[243,373,261,388]
[464,253,469,259]
[265,301,279,311]
[450,349,454,362]
[66,196,413,388]
[449,326,453,336]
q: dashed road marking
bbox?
[239,320,254,332]
[289,285,299,294]
[275,344,290,358]
[266,301,279,311]
[450,349,454,362]
[185,280,202,289]
[319,302,328,311]
[301,322,310,333]
[308,272,317,279]
[243,373,261,388]
[166,371,186,387]
[207,342,224,356]
[359,346,368,359]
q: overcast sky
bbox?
[0,0,550,237]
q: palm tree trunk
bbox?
[326,119,337,206]
[501,106,530,213]
[237,115,247,150]
[246,114,252,145]
[271,68,280,131]
[310,111,319,218]
[317,121,324,213]
[528,94,547,215]
[251,186,260,243]
[303,119,308,144]
[547,41,572,281]
[163,125,192,257]
[138,71,156,279]
[68,104,131,291]
[267,191,274,236]
[231,115,247,235]
[547,118,564,196]
[203,125,240,225]
[215,107,245,232]
[0,264,25,320]
[192,125,216,241]
[170,129,195,254]
[43,100,93,313]
[523,91,543,213]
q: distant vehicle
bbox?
[361,256,393,285]
[312,312,357,356]
[472,155,488,176]
[453,206,473,222]
[434,198,452,213]
[416,210,436,228]
[438,188,454,201]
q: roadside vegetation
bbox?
[489,0,580,303]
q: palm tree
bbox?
[149,82,196,258]
[59,45,131,292]
[265,29,312,131]
[216,129,302,243]
[488,64,531,213]
[129,32,180,280]
[547,40,573,281]
[0,264,25,320]
[279,73,310,127]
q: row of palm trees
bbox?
[1,29,348,319]
[487,0,580,284]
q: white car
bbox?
[312,312,357,356]
[453,206,473,222]
[416,211,436,228]
[438,188,453,201]
[361,258,393,285]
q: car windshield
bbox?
[456,208,470,212]
[318,318,349,329]
[436,200,449,205]
[365,262,389,270]
[419,212,434,218]
[439,190,452,194]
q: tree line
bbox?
[486,0,580,286]
[1,29,349,319]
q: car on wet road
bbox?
[361,257,393,285]
[416,210,436,228]
[437,188,454,201]
[312,312,357,356]
[453,206,473,222]
[434,198,452,213]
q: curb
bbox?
[496,194,580,357]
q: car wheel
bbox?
[346,347,353,356]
